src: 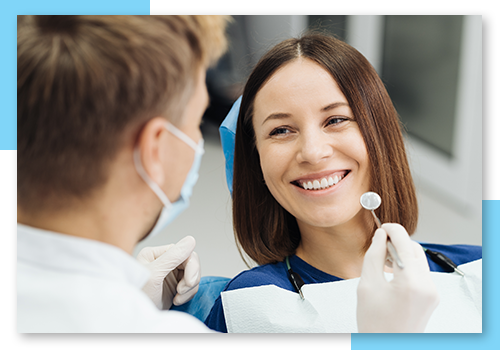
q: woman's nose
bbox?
[296,132,334,165]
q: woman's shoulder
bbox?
[224,260,293,292]
[204,260,291,332]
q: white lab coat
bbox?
[17,224,212,333]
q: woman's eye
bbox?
[269,127,290,136]
[326,117,347,126]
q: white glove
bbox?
[357,223,439,333]
[136,236,201,310]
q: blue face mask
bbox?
[134,122,205,239]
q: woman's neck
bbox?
[295,212,371,280]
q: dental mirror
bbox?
[360,192,382,226]
[360,191,404,269]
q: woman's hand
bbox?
[357,223,439,333]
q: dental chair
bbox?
[170,276,230,322]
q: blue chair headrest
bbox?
[219,96,242,196]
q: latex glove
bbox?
[357,223,439,333]
[137,236,201,310]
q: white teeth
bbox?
[320,178,328,189]
[333,175,339,185]
[300,174,345,191]
[313,180,320,190]
[303,181,314,190]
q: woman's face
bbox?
[253,58,371,230]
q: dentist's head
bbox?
[17,15,230,253]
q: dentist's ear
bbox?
[137,117,171,186]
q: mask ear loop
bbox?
[133,147,172,209]
[165,122,204,154]
[133,121,203,208]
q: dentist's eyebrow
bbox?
[261,112,291,126]
[321,102,349,112]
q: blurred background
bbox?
[133,15,482,279]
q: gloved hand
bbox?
[357,223,439,333]
[137,236,201,310]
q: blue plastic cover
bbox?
[170,276,230,322]
[219,96,242,195]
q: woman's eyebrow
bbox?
[321,102,349,112]
[261,102,349,126]
[261,112,291,126]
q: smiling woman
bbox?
[232,34,418,267]
[204,33,482,333]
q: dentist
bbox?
[17,15,437,333]
[17,15,228,332]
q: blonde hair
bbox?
[181,15,231,68]
[18,15,230,212]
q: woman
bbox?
[205,33,481,332]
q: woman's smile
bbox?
[291,169,351,191]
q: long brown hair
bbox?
[233,33,418,266]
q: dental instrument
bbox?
[422,247,465,276]
[360,192,465,276]
[360,191,405,269]
[286,256,305,300]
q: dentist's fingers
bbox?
[136,244,174,264]
[381,223,415,261]
[360,228,389,284]
[173,252,201,305]
[176,251,201,294]
[148,236,196,274]
[383,224,432,280]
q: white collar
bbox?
[17,223,150,289]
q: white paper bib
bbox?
[222,259,482,333]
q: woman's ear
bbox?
[136,117,171,186]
